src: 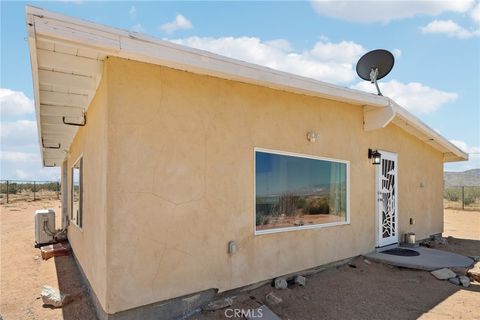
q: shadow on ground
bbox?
[54,254,97,319]
[193,237,480,320]
[49,236,479,320]
[435,237,480,257]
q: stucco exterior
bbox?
[65,57,444,315]
[66,65,109,309]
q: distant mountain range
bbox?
[444,169,480,187]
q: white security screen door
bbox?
[376,151,398,247]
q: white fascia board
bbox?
[117,35,389,107]
[26,5,387,108]
[26,10,45,166]
[26,5,468,164]
[389,100,468,161]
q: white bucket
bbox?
[405,232,416,245]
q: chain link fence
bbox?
[444,186,480,211]
[0,180,60,204]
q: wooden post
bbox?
[462,186,465,210]
[33,181,36,201]
[6,180,9,204]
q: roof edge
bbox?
[390,99,468,162]
[25,5,469,164]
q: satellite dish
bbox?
[356,49,394,96]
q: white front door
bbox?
[376,151,398,247]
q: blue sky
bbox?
[256,151,346,197]
[1,1,479,180]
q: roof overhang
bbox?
[26,5,468,166]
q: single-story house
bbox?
[26,6,468,320]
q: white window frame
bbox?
[71,155,83,230]
[254,147,350,235]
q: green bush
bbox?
[444,187,480,208]
[307,197,330,215]
[464,194,475,206]
[444,189,459,201]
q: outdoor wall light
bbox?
[368,148,381,165]
[306,131,320,142]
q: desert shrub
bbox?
[444,189,459,202]
[8,183,18,195]
[307,197,330,215]
[278,193,296,216]
[465,187,480,205]
[294,197,307,210]
[444,187,480,205]
[464,195,475,206]
[256,213,263,226]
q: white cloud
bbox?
[445,140,480,171]
[311,0,474,23]
[171,37,366,84]
[392,48,402,58]
[265,39,293,52]
[0,88,34,117]
[471,2,480,25]
[0,151,60,180]
[309,40,365,63]
[160,14,193,34]
[15,169,28,179]
[351,80,458,114]
[420,1,480,39]
[129,6,137,19]
[421,19,480,38]
[0,89,60,181]
[0,120,38,146]
[131,23,146,33]
[450,140,480,154]
[0,151,38,162]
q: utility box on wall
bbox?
[35,209,55,247]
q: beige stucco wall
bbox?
[66,56,444,314]
[95,57,444,314]
[65,66,109,309]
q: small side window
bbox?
[71,157,83,229]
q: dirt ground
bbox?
[0,200,96,320]
[0,202,479,320]
[195,209,480,320]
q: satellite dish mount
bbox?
[356,49,395,96]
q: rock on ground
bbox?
[449,277,460,285]
[431,268,456,280]
[265,292,282,305]
[467,262,480,282]
[458,275,470,287]
[450,267,468,276]
[274,278,288,289]
[294,275,306,287]
[203,297,234,311]
[41,285,70,307]
[436,238,448,245]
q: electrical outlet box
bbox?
[228,240,237,254]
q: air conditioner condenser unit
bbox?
[35,209,56,247]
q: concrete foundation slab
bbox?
[246,305,281,320]
[365,247,474,271]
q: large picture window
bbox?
[255,149,349,234]
[71,157,83,229]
